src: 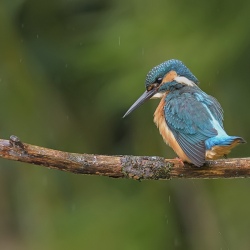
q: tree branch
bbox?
[0,135,249,180]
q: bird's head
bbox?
[123,59,199,118]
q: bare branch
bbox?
[0,135,249,180]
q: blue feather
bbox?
[145,59,199,88]
[205,136,244,150]
[164,85,227,166]
[163,83,245,166]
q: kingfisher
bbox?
[123,59,246,167]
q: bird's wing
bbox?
[194,91,224,128]
[165,93,218,166]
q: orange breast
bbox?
[153,95,191,163]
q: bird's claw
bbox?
[175,157,185,166]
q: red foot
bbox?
[165,157,185,166]
[175,157,185,166]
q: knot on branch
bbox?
[121,155,173,180]
[9,135,27,155]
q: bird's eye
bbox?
[155,77,162,84]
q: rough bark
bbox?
[0,135,249,180]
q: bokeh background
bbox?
[0,0,250,249]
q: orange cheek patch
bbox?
[162,70,177,83]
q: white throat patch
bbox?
[151,92,165,99]
[174,76,195,87]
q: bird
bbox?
[123,59,246,167]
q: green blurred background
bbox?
[0,0,250,249]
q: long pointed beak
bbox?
[123,89,157,118]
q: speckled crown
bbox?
[145,59,199,87]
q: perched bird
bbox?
[123,59,245,167]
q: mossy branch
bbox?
[0,135,249,180]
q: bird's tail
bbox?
[218,136,245,146]
[233,136,246,144]
[205,136,246,149]
[205,136,246,160]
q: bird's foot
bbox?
[165,157,185,167]
[175,157,185,167]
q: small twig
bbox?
[0,135,249,180]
